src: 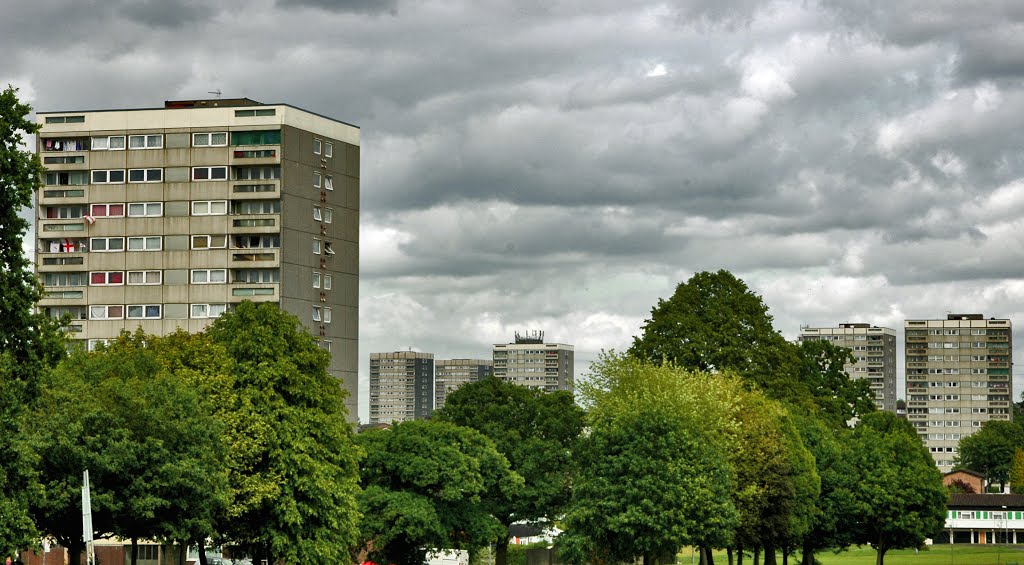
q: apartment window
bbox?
[191,235,227,249]
[45,115,85,124]
[232,288,274,296]
[323,307,332,324]
[127,270,161,285]
[43,272,87,287]
[45,206,85,219]
[128,169,162,183]
[313,206,322,221]
[43,155,85,164]
[90,237,125,252]
[91,136,126,151]
[972,329,987,335]
[324,207,333,223]
[313,306,322,321]
[320,340,331,352]
[313,171,321,188]
[972,342,987,348]
[313,139,322,155]
[45,171,89,186]
[233,149,276,158]
[324,242,335,255]
[44,189,85,198]
[233,269,279,283]
[127,305,162,319]
[192,201,228,215]
[127,202,163,217]
[313,238,321,254]
[313,272,321,288]
[324,175,333,190]
[230,129,280,144]
[325,142,333,158]
[323,274,332,290]
[235,166,280,180]
[127,236,162,251]
[233,109,277,118]
[43,223,85,232]
[193,132,228,146]
[944,329,959,335]
[90,204,125,218]
[192,166,228,181]
[129,134,163,149]
[90,305,124,320]
[90,271,124,286]
[191,304,227,319]
[91,170,126,184]
[232,235,280,248]
[191,269,227,284]
[232,200,280,214]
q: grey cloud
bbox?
[275,0,398,14]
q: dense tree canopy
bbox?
[955,420,1024,489]
[356,420,522,565]
[795,339,876,427]
[434,377,584,565]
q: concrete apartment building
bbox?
[434,358,494,411]
[368,351,434,424]
[798,323,898,412]
[34,98,360,417]
[905,314,1013,469]
[493,331,574,392]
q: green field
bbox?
[674,546,1024,565]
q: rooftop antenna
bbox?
[208,89,222,98]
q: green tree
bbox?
[847,412,947,565]
[0,85,67,556]
[627,270,802,405]
[1010,449,1024,495]
[955,420,1024,490]
[795,417,860,565]
[356,420,522,565]
[795,339,876,427]
[206,301,363,565]
[434,377,585,565]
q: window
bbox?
[86,339,109,351]
[127,270,161,285]
[192,166,228,181]
[325,142,333,158]
[313,171,321,188]
[45,115,85,124]
[192,201,228,215]
[235,166,280,180]
[127,202,162,217]
[193,132,228,146]
[233,269,279,283]
[43,272,87,286]
[324,242,335,255]
[232,235,280,248]
[90,237,125,252]
[232,287,274,296]
[233,110,277,118]
[127,236,161,251]
[973,342,988,348]
[43,155,86,164]
[230,129,280,145]
[128,134,162,149]
[45,171,89,186]
[233,149,276,158]
[313,238,321,254]
[191,269,227,284]
[128,168,162,183]
[90,203,125,218]
[191,235,227,249]
[313,206,322,221]
[91,169,126,184]
[45,206,85,219]
[90,305,124,320]
[233,200,280,214]
[323,307,332,323]
[313,306,322,321]
[191,303,227,319]
[314,139,322,155]
[43,223,85,232]
[44,189,85,198]
[91,136,126,150]
[324,175,333,190]
[320,340,331,352]
[324,207,333,223]
[90,271,124,286]
[972,329,987,335]
[127,305,162,319]
[323,274,332,290]
[313,272,321,288]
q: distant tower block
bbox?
[494,331,573,393]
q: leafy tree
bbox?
[0,85,67,555]
[946,479,976,494]
[794,417,859,565]
[627,270,802,405]
[1010,449,1024,495]
[847,412,947,565]
[206,301,363,565]
[795,339,876,427]
[955,420,1024,490]
[356,419,522,565]
[434,377,585,565]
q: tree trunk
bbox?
[754,547,760,565]
[196,538,208,565]
[875,547,886,565]
[495,536,510,565]
[738,545,744,565]
[130,537,139,565]
[706,546,715,565]
[179,541,186,565]
[763,542,776,565]
[728,547,734,565]
[782,547,788,565]
[801,539,814,565]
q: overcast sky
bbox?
[6,0,1024,421]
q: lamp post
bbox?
[1000,505,1008,565]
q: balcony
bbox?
[230,249,279,266]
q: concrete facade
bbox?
[35,99,360,418]
[798,323,898,412]
[905,314,1013,469]
[369,351,434,424]
[434,358,493,411]
[493,332,574,392]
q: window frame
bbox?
[192,166,228,181]
[193,132,228,147]
[90,305,124,320]
[90,237,125,252]
[91,169,127,184]
[191,303,227,319]
[126,304,162,320]
[89,271,124,286]
[312,238,321,255]
[127,202,163,217]
[127,270,162,285]
[325,142,333,158]
[191,235,228,250]
[324,175,333,190]
[127,168,163,183]
[91,136,126,151]
[128,134,163,149]
[90,203,125,218]
[192,200,228,216]
[313,139,322,155]
[191,269,228,284]
[127,236,162,251]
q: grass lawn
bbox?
[678,545,1024,565]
